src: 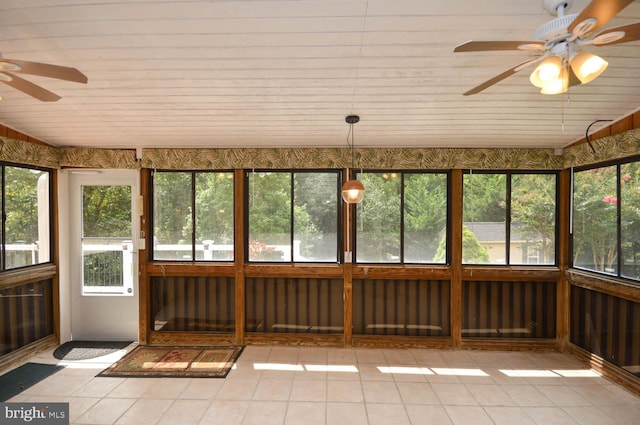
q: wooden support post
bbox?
[343,168,353,348]
[234,169,246,345]
[450,169,463,349]
[557,168,570,350]
[138,169,150,344]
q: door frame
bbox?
[58,168,141,342]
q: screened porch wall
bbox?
[570,283,640,378]
[462,280,556,339]
[150,276,235,333]
[0,278,54,356]
[245,277,344,334]
[147,273,560,346]
[352,279,450,337]
[2,117,640,394]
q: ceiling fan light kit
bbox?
[454,0,639,95]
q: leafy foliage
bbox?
[195,172,234,244]
[573,166,618,272]
[248,171,291,244]
[433,225,490,263]
[248,171,339,261]
[511,174,556,264]
[357,173,402,261]
[5,166,44,243]
[621,162,640,278]
[572,162,640,278]
[153,172,192,245]
[83,185,131,237]
[463,173,506,223]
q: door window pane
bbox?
[510,174,556,265]
[82,185,133,295]
[4,166,50,269]
[573,166,617,274]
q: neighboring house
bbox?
[465,222,546,265]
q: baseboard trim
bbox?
[0,335,58,374]
[567,343,640,397]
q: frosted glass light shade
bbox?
[341,179,365,203]
[540,67,568,94]
[530,56,563,88]
[571,51,608,84]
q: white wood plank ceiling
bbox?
[0,0,638,150]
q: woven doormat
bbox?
[53,340,132,361]
[98,345,244,378]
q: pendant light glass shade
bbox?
[342,179,365,203]
[570,51,608,84]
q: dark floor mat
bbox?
[0,362,64,401]
[53,340,132,361]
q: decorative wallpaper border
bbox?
[563,128,640,168]
[2,131,638,171]
[0,137,59,168]
[141,147,563,170]
[60,147,139,169]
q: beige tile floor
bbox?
[5,344,640,425]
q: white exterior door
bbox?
[68,170,140,341]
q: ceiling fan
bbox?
[0,54,87,102]
[454,0,640,95]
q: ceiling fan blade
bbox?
[568,0,634,37]
[591,22,640,46]
[463,58,540,96]
[454,40,545,52]
[0,71,61,101]
[0,59,87,83]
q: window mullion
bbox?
[191,171,197,261]
[505,173,512,265]
[616,165,622,277]
[290,172,295,263]
[1,165,5,270]
[399,172,405,263]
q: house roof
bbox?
[464,222,536,243]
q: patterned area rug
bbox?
[98,345,244,378]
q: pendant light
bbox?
[342,115,364,203]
